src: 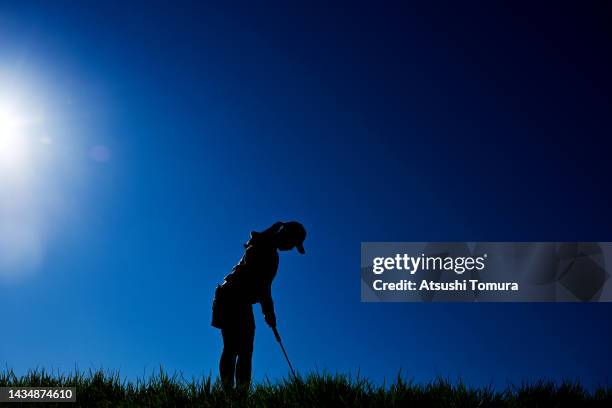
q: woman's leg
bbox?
[220,328,238,389]
[235,349,252,388]
[235,307,255,389]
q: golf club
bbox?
[272,326,297,379]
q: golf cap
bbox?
[282,221,306,254]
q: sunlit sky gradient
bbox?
[1,2,611,388]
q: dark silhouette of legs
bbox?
[219,345,252,389]
[219,346,237,389]
[235,349,253,387]
[219,305,255,390]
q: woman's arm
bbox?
[260,284,276,327]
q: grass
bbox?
[0,368,611,407]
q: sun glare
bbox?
[0,72,68,283]
[0,105,30,173]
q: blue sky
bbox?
[0,1,611,388]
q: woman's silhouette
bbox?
[211,221,306,389]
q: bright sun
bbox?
[0,73,66,281]
[0,104,30,174]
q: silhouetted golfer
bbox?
[211,221,306,389]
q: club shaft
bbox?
[272,327,297,378]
